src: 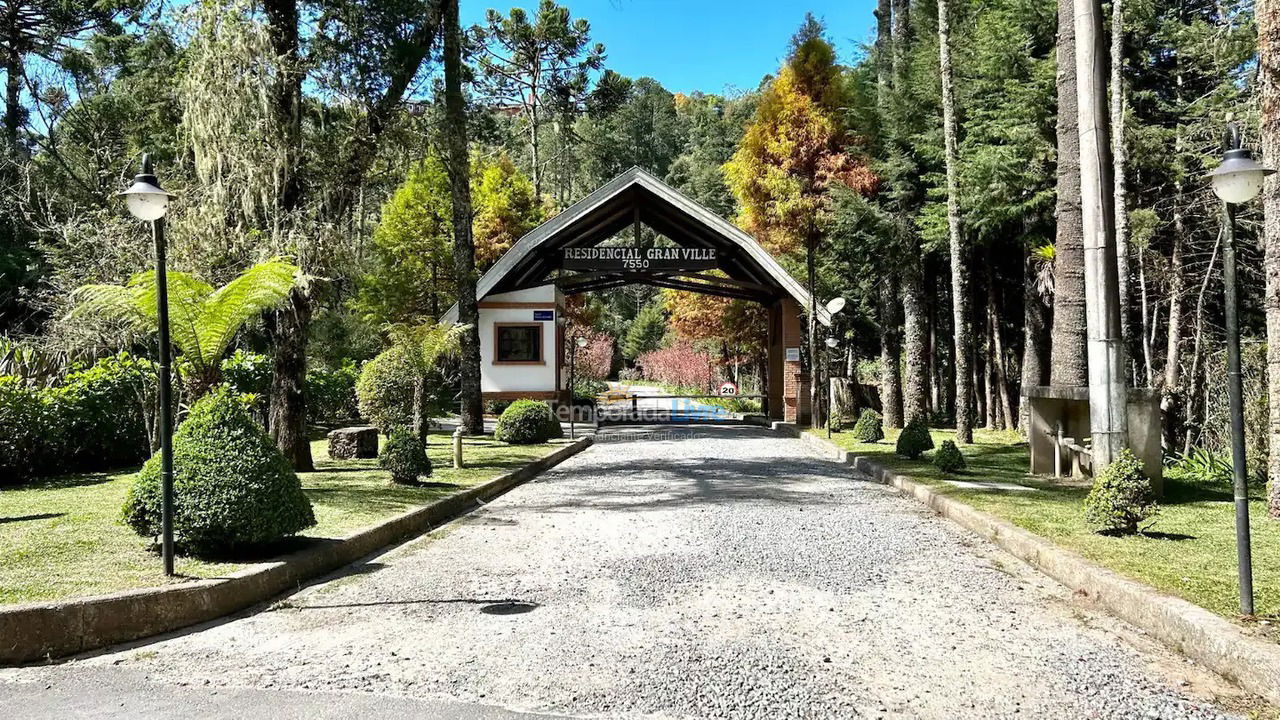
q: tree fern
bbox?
[70,260,299,396]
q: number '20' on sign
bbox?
[718,381,738,396]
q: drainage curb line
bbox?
[755,418,1280,706]
[0,435,594,666]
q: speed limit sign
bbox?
[718,381,739,396]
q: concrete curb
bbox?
[755,418,1280,706]
[0,435,594,666]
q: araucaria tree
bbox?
[470,0,604,197]
[724,15,876,426]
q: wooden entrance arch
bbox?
[444,167,831,422]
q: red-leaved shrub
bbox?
[637,343,716,390]
[570,330,614,380]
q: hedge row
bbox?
[1,353,154,484]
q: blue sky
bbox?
[462,0,879,95]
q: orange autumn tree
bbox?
[723,15,876,259]
[473,152,546,269]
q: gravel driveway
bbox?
[0,424,1251,718]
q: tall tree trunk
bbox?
[3,3,20,161]
[263,0,313,471]
[1261,0,1280,516]
[975,343,988,429]
[1183,231,1221,453]
[990,274,1015,430]
[1021,252,1048,431]
[1161,203,1186,438]
[1075,0,1128,468]
[875,0,892,114]
[1139,250,1154,386]
[1110,0,1131,363]
[808,232,820,428]
[444,0,483,434]
[984,309,997,429]
[1050,0,1088,387]
[939,0,972,442]
[891,0,911,80]
[879,278,904,428]
[901,255,929,427]
[267,289,313,470]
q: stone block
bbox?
[328,426,378,459]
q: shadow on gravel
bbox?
[286,596,534,611]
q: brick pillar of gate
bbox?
[768,298,809,424]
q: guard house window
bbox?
[494,323,543,364]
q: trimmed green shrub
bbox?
[380,430,432,484]
[1084,448,1158,535]
[850,409,885,443]
[123,388,315,556]
[355,346,416,432]
[895,420,934,459]
[932,440,965,472]
[494,399,562,444]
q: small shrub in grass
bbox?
[850,409,884,443]
[494,399,562,444]
[895,420,934,459]
[933,440,965,472]
[123,388,315,556]
[380,430,432,484]
[1084,448,1158,535]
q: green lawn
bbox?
[823,427,1279,631]
[0,432,563,605]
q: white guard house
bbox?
[443,167,830,422]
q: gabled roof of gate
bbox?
[442,166,829,325]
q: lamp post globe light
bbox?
[120,154,177,576]
[1207,122,1272,617]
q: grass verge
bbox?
[822,427,1278,633]
[0,432,563,605]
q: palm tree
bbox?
[70,260,300,398]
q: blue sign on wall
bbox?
[533,310,555,321]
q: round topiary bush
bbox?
[895,420,934,459]
[380,430,432,484]
[932,439,965,472]
[355,346,416,433]
[850,409,885,443]
[494,399,563,444]
[1084,448,1158,534]
[122,388,315,556]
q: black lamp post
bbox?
[120,154,176,576]
[825,335,839,438]
[1207,122,1273,616]
[569,335,588,439]
[821,297,846,435]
